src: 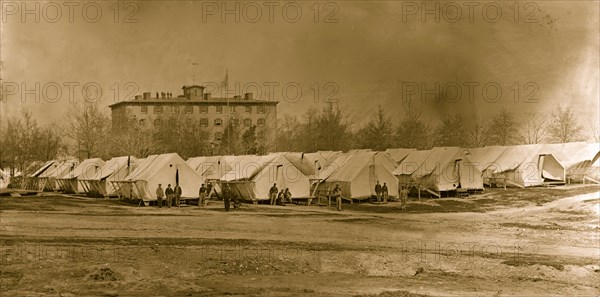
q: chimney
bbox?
[203,93,211,100]
[135,95,142,100]
[244,92,253,100]
[143,92,151,100]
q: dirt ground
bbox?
[1,185,599,297]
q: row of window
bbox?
[145,118,266,127]
[140,105,267,114]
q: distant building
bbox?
[109,85,278,152]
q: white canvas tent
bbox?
[409,147,484,193]
[385,148,416,164]
[221,154,314,201]
[487,144,566,188]
[56,158,105,193]
[79,156,139,197]
[316,151,399,199]
[38,160,79,191]
[540,142,600,183]
[392,149,432,185]
[115,153,202,204]
[464,146,508,186]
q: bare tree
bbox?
[518,112,548,144]
[64,102,111,159]
[586,123,600,143]
[433,113,466,147]
[276,114,301,152]
[355,105,396,151]
[548,105,583,143]
[466,118,489,148]
[487,109,519,146]
[395,104,431,150]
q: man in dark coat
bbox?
[165,184,174,208]
[269,183,278,205]
[375,181,382,202]
[174,184,182,207]
[382,182,389,203]
[222,184,231,211]
[199,183,207,207]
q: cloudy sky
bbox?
[1,1,598,129]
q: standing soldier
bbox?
[400,186,408,210]
[165,184,174,208]
[333,184,342,211]
[206,182,213,201]
[375,181,382,202]
[382,182,389,203]
[199,183,207,207]
[174,184,182,207]
[156,184,164,208]
[222,184,231,211]
[284,188,292,204]
[269,183,278,205]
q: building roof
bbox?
[109,97,279,108]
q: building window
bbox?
[199,118,208,127]
[200,105,208,113]
[216,106,223,114]
[244,118,252,127]
[214,118,223,126]
[172,106,179,113]
[141,106,148,114]
[257,105,266,114]
[215,132,223,141]
[154,106,163,114]
[154,119,161,126]
[245,106,252,113]
[257,118,265,127]
[184,106,193,114]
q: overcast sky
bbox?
[1,1,598,129]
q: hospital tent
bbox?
[79,156,139,197]
[187,155,237,197]
[317,150,399,199]
[540,142,600,183]
[487,144,565,188]
[392,149,432,185]
[465,146,508,185]
[38,160,79,191]
[56,158,105,193]
[115,153,202,204]
[220,154,314,201]
[409,147,484,193]
[385,148,416,164]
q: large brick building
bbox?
[109,85,278,152]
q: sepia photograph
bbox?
[0,1,599,296]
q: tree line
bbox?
[0,101,597,175]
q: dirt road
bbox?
[1,185,599,296]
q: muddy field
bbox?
[1,185,599,297]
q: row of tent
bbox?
[10,142,600,204]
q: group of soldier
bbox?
[268,183,293,206]
[155,183,182,208]
[154,180,409,211]
[374,181,389,203]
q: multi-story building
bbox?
[109,85,278,152]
